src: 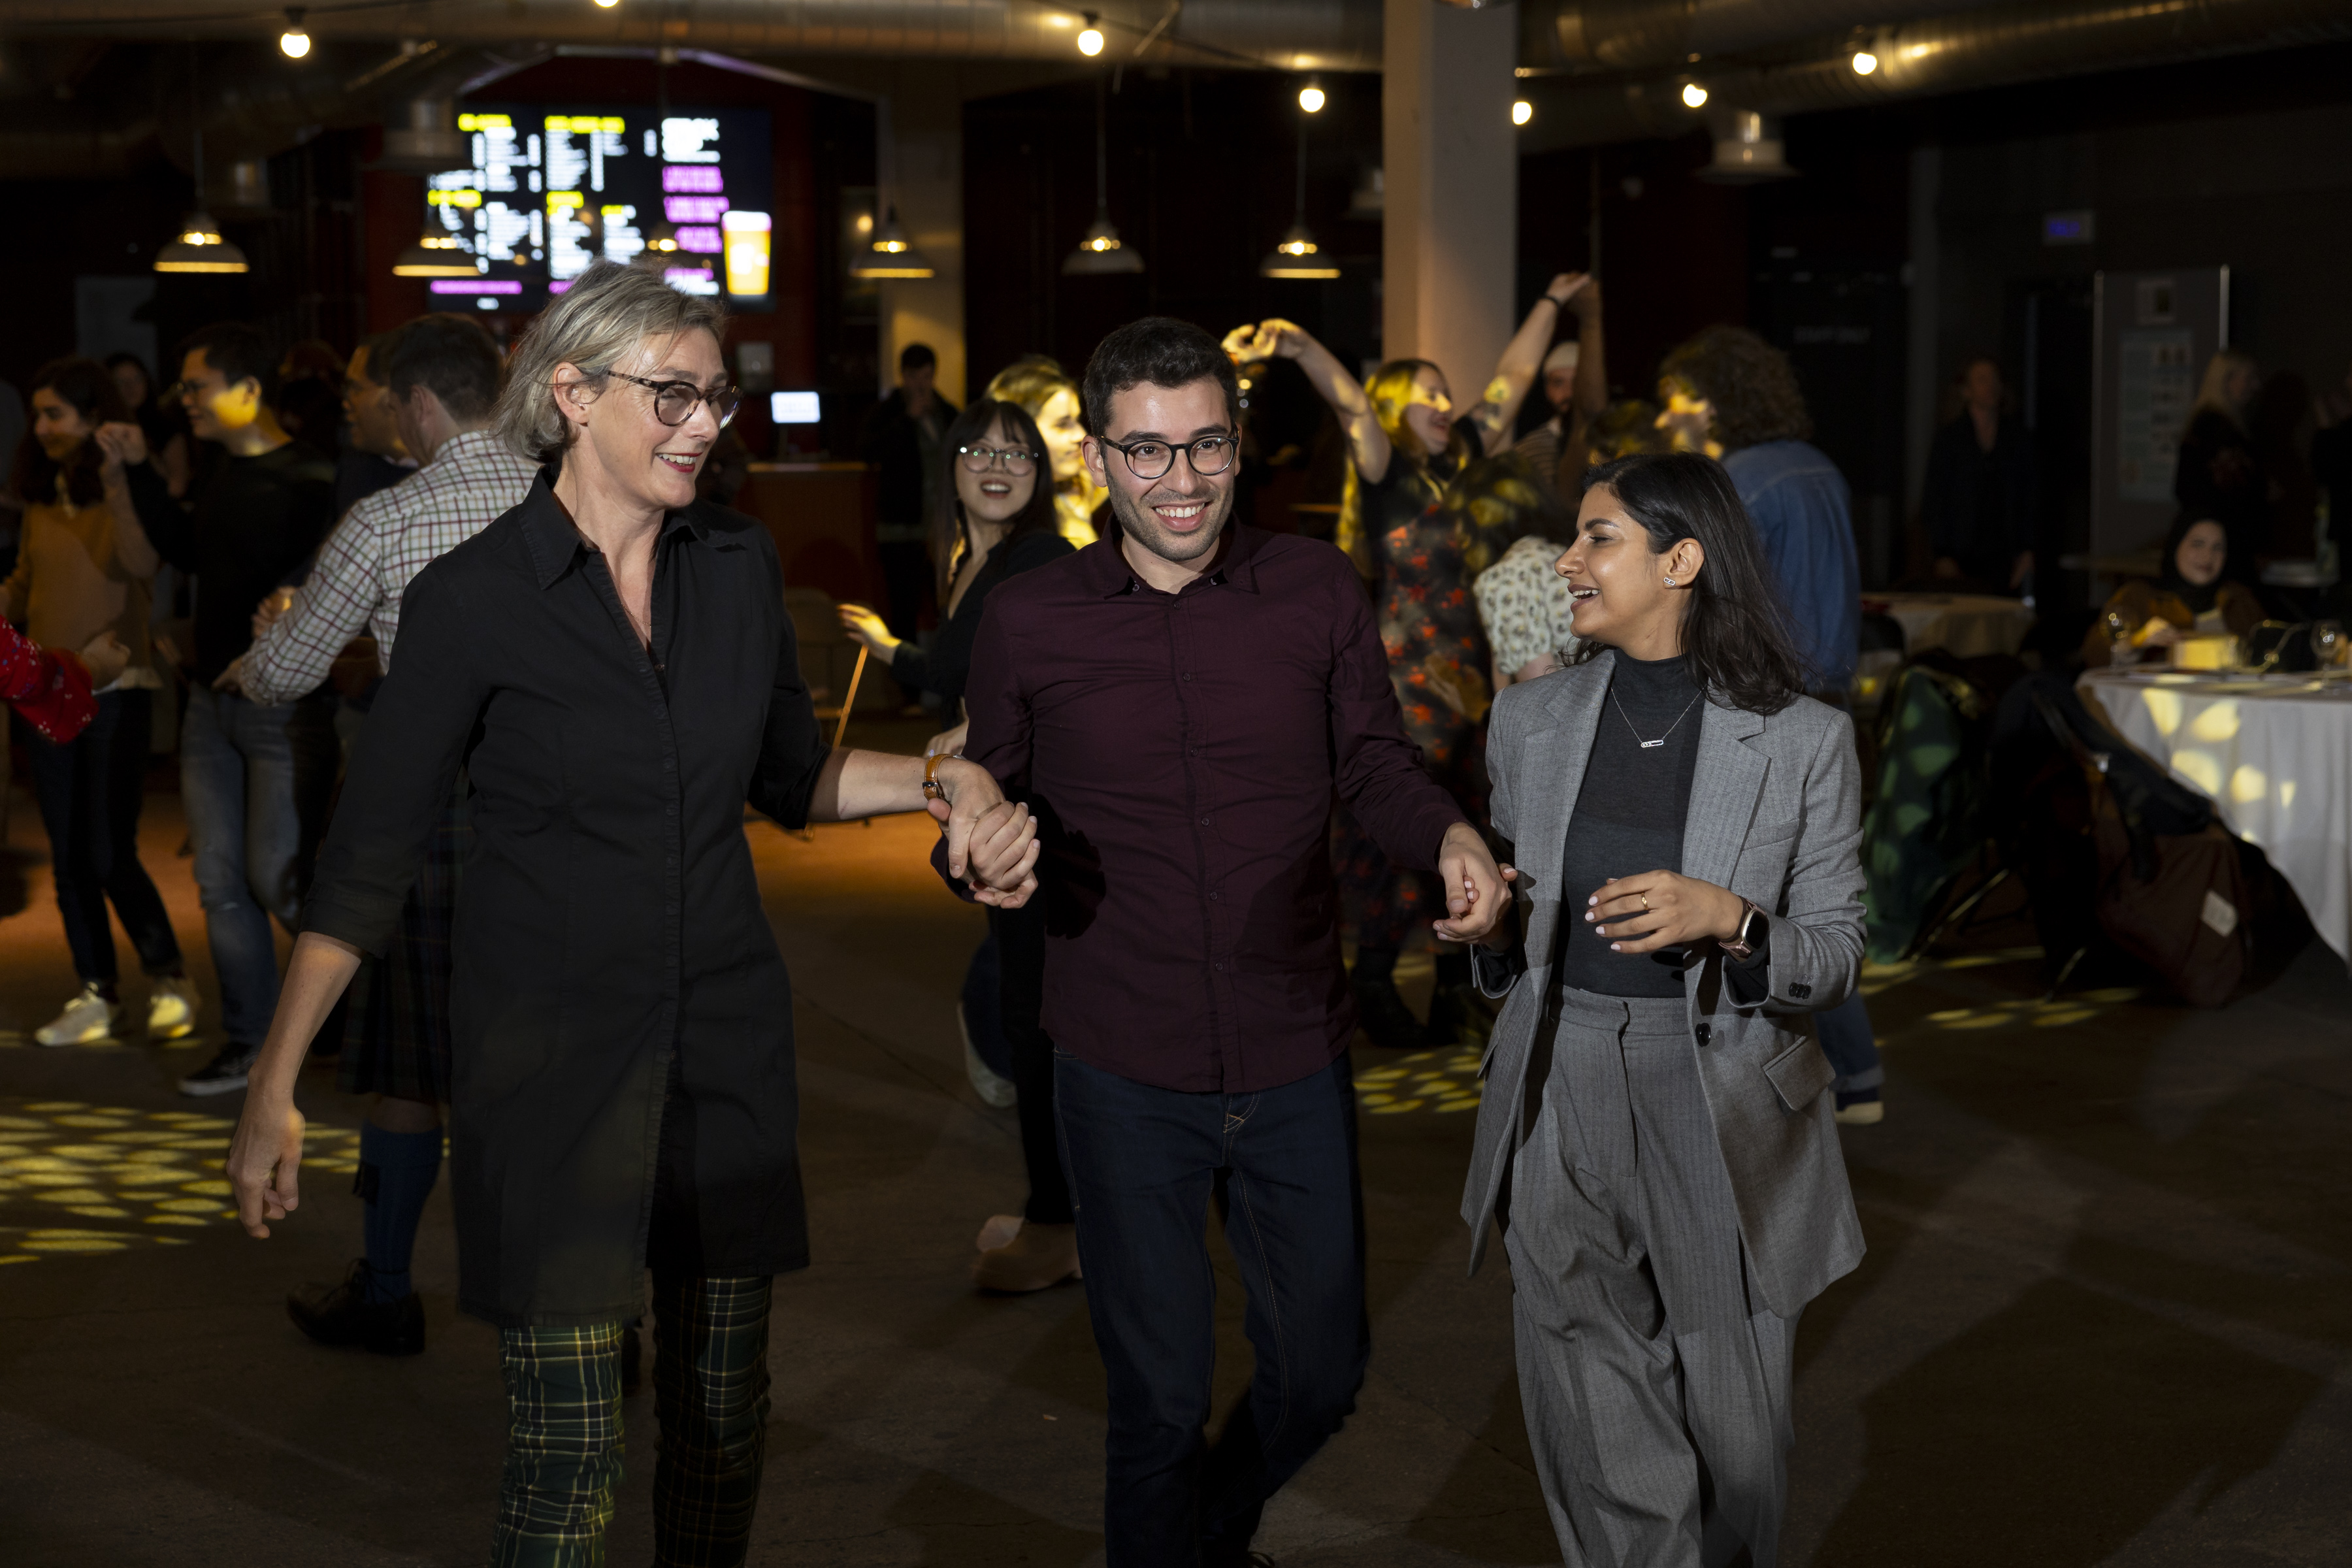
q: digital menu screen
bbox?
[421,105,774,312]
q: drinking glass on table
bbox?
[2315,619,2345,668]
[2104,608,2134,666]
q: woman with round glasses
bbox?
[1225,276,1585,1051]
[220,261,1036,1563]
[840,398,1082,1294]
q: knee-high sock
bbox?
[358,1122,443,1303]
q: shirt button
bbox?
[1209,890,1220,901]
[1213,961,1225,972]
[1198,817,1208,826]
[1181,672,1192,681]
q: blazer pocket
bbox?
[1762,1034,1837,1113]
[1743,819,1801,850]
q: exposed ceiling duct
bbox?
[1520,0,2352,152]
[0,0,1383,73]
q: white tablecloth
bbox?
[2082,669,2352,964]
[1871,593,2037,658]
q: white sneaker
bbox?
[147,977,199,1041]
[35,984,120,1047]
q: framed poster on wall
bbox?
[2091,265,2227,558]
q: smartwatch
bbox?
[1720,899,1767,961]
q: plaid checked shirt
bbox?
[240,429,540,706]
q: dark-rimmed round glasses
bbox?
[605,370,740,428]
[958,444,1038,475]
[1099,433,1239,481]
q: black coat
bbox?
[1921,413,2036,586]
[857,388,957,533]
[306,475,829,1325]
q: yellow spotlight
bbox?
[1299,83,1326,114]
[1512,99,1533,127]
[1682,82,1708,109]
[594,0,621,9]
[1852,50,1878,75]
[278,8,310,57]
[1078,13,1105,55]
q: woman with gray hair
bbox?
[222,262,1038,1563]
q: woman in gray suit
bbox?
[1463,450,1865,1567]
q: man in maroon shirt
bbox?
[958,318,1506,1565]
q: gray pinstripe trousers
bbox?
[1500,987,1799,1568]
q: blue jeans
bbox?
[1054,1050,1369,1566]
[178,685,336,1045]
[1816,992,1884,1095]
[24,689,181,986]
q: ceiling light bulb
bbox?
[1299,84,1325,114]
[1078,14,1104,55]
[594,0,621,10]
[1682,82,1708,109]
[278,9,310,57]
[1852,50,1878,74]
[1512,99,1533,127]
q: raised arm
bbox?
[1462,273,1590,457]
[101,421,198,572]
[1226,318,1393,485]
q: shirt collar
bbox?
[518,468,708,590]
[1080,517,1264,598]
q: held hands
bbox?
[926,757,1041,908]
[93,421,149,469]
[1586,871,1744,954]
[1222,319,1309,365]
[77,630,130,689]
[226,1096,307,1239]
[924,718,969,760]
[1432,821,1512,943]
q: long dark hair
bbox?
[1573,451,1810,715]
[13,356,130,508]
[931,398,1060,596]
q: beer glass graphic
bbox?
[723,210,772,296]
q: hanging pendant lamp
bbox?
[851,205,937,280]
[155,46,248,275]
[391,231,479,277]
[1064,78,1141,276]
[1259,95,1337,280]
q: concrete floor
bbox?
[0,732,2347,1565]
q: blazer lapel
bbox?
[1514,652,1612,903]
[1680,696,1768,891]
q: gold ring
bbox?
[1641,892,1652,911]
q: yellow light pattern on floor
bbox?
[0,1099,361,1264]
[1356,1049,1485,1116]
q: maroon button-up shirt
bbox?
[957,524,1467,1092]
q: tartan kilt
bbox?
[336,792,468,1103]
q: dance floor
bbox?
[0,728,2345,1565]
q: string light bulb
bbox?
[278,9,310,58]
[1077,13,1104,56]
[1298,80,1325,114]
[1852,50,1878,74]
[1682,82,1709,109]
[1512,99,1533,126]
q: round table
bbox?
[2081,668,2352,966]
[1868,593,2038,659]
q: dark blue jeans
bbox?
[1816,992,1884,1094]
[1054,1049,1369,1566]
[24,689,180,986]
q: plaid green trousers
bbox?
[493,1274,774,1567]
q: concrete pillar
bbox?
[1382,0,1518,389]
[879,62,967,405]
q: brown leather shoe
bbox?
[973,1221,1082,1293]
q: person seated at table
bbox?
[2080,514,2266,667]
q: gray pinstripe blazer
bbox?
[1461,649,1867,1318]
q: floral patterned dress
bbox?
[1332,451,1498,951]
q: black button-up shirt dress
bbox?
[305,475,828,1326]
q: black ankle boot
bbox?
[287,1259,425,1356]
